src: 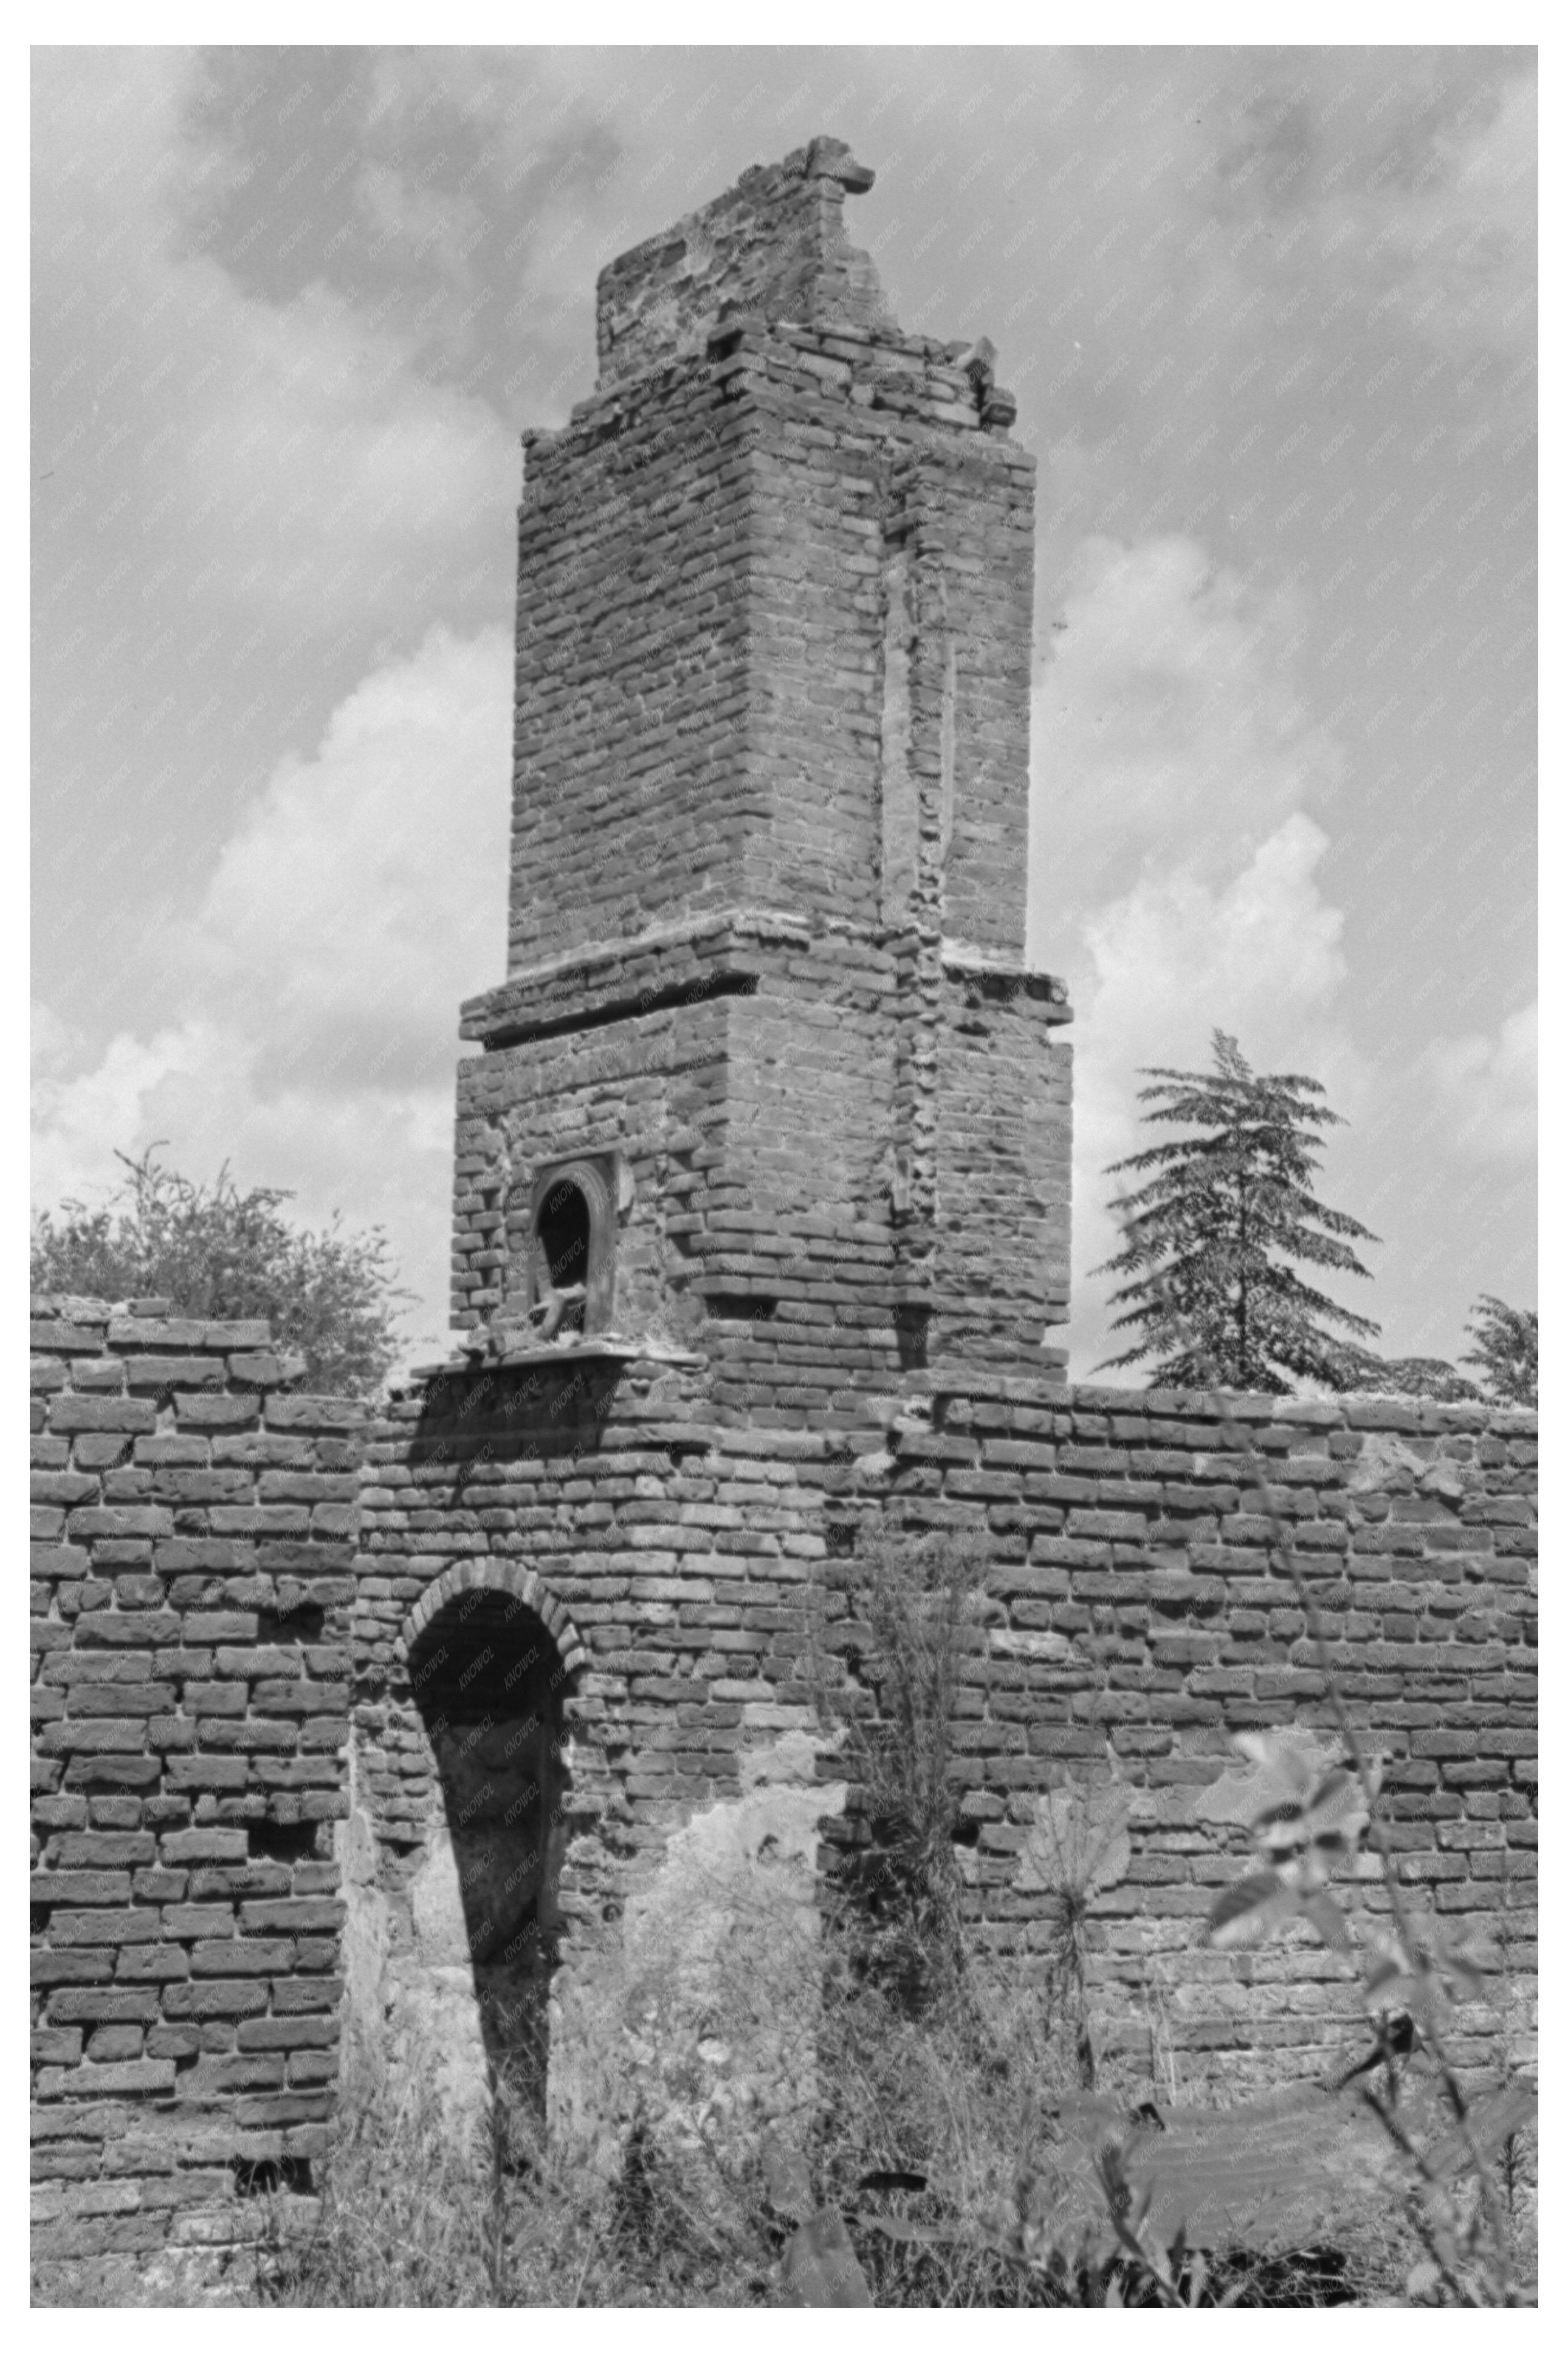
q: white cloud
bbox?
[31,1010,219,1213]
[188,627,513,1089]
[1030,531,1366,1377]
[31,627,514,1368]
[1425,999,1537,1166]
[32,48,515,646]
[1029,534,1347,943]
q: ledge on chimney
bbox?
[408,1334,705,1383]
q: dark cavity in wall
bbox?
[247,1817,321,1862]
[407,1587,571,2114]
[535,1181,591,1333]
[704,1294,778,1321]
[893,1299,931,1371]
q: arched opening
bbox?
[533,1178,590,1335]
[407,1585,571,2113]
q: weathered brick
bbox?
[34,2059,176,2098]
[43,1907,163,1946]
[237,1899,346,1934]
[30,1871,134,1905]
[173,1396,261,1429]
[50,1399,157,1435]
[160,1979,270,2018]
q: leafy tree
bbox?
[30,1147,406,1396]
[1095,1030,1380,1394]
[1460,1294,1538,1408]
[1336,1353,1480,1404]
[1342,1297,1538,1407]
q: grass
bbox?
[245,1512,1536,2307]
[254,2060,775,2307]
[239,1934,1535,2308]
[38,1485,1532,2310]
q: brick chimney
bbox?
[451,142,1072,1415]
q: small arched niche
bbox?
[535,1179,590,1332]
[406,1579,574,2110]
[526,1154,618,1335]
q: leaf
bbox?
[1191,1731,1339,1831]
[1208,1870,1302,1949]
[1419,2078,1539,2180]
[1468,2079,1538,2160]
[1259,1764,1375,1873]
[779,2207,873,2307]
[1428,1919,1496,2001]
[1016,1777,1133,1899]
[1050,2078,1409,2255]
[1299,1890,1353,1952]
[1235,1732,1316,1790]
[1361,1914,1496,2017]
[1406,2259,1442,2302]
[1363,1948,1414,2000]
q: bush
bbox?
[812,1530,991,2011]
[31,1146,407,1395]
[260,2059,776,2308]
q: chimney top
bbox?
[595,138,891,390]
[783,134,876,191]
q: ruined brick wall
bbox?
[836,1378,1538,2093]
[29,1299,366,2279]
[29,1299,1536,2273]
[594,137,889,388]
[32,1297,1533,2262]
[344,1357,1535,2143]
[349,1363,830,1889]
[343,1360,837,2143]
[505,363,752,974]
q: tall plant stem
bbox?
[1147,1270,1511,2267]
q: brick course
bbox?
[349,1364,1535,2107]
[29,1299,368,2270]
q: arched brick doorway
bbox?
[404,1566,585,2109]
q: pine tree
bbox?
[1095,1030,1380,1394]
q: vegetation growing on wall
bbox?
[812,1531,992,2011]
[30,1145,406,1394]
[1461,1295,1538,1408]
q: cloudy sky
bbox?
[32,44,1536,1376]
